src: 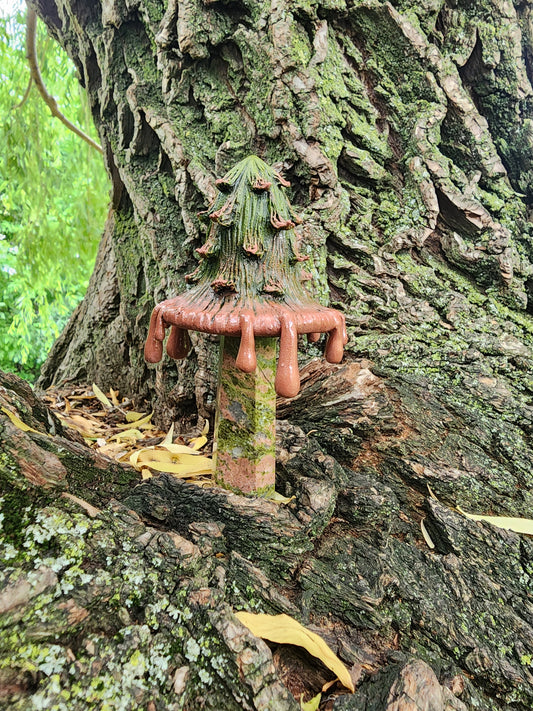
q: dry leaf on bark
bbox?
[235,611,355,693]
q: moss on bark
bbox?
[17,0,533,707]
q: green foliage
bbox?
[0,8,109,380]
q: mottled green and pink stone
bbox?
[214,337,276,495]
[144,155,346,495]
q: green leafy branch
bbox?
[0,7,109,379]
[24,6,102,153]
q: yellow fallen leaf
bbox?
[138,448,214,474]
[300,693,321,711]
[136,449,207,465]
[132,447,212,471]
[189,435,207,451]
[172,452,212,465]
[141,468,153,480]
[135,449,170,465]
[126,411,148,422]
[201,419,209,436]
[265,491,295,505]
[92,383,113,408]
[147,461,214,475]
[117,412,153,430]
[420,518,435,549]
[129,449,144,469]
[163,443,202,455]
[457,507,533,535]
[161,422,174,446]
[130,446,210,471]
[109,429,144,442]
[235,612,354,693]
[109,388,120,407]
[1,406,45,436]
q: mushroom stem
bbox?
[214,336,276,495]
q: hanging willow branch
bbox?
[12,74,32,110]
[25,6,103,154]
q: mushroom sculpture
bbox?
[145,155,347,493]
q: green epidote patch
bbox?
[214,337,276,496]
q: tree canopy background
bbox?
[0,5,108,379]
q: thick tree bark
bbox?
[35,0,533,421]
[2,370,533,710]
[6,0,533,708]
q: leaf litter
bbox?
[39,384,297,503]
[43,383,214,486]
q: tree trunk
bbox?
[2,368,533,709]
[34,0,533,421]
[7,0,533,708]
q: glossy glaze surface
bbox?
[144,155,347,397]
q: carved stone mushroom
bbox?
[145,155,347,493]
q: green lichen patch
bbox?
[0,497,296,711]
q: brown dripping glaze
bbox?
[144,156,347,399]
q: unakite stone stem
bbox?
[213,336,276,495]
